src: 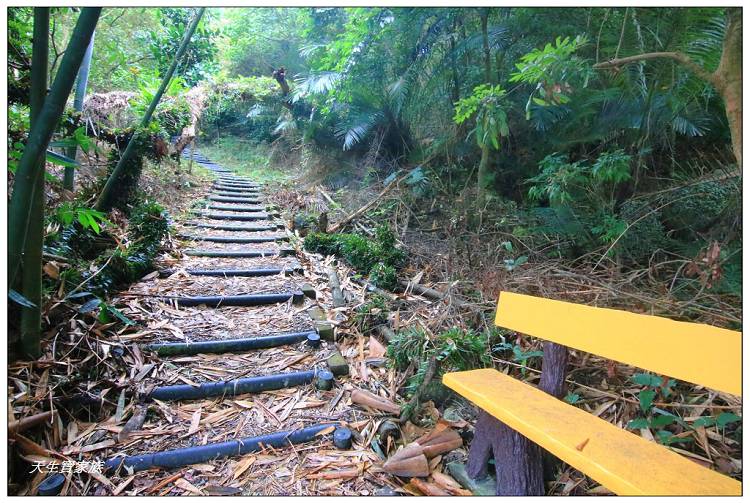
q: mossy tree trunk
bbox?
[95,8,205,213]
[8,7,101,358]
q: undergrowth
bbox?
[387,327,492,402]
[304,225,407,290]
[45,200,169,299]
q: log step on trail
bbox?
[104,424,341,474]
[158,266,302,278]
[178,234,289,243]
[162,291,304,307]
[193,212,273,221]
[206,204,268,212]
[183,248,295,258]
[148,367,339,401]
[212,185,262,192]
[143,330,321,356]
[212,191,263,197]
[184,222,284,231]
[211,181,263,190]
[216,180,257,186]
[208,196,264,204]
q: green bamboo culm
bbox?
[95,8,206,213]
[8,7,101,358]
[14,8,50,359]
[63,30,95,191]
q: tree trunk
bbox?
[8,7,101,359]
[480,9,492,83]
[477,8,493,201]
[466,412,545,495]
[95,8,205,212]
[592,7,742,169]
[64,30,95,191]
[477,142,490,199]
[16,8,50,359]
[449,18,460,106]
[465,343,569,495]
[717,8,741,169]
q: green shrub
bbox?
[353,293,391,332]
[369,263,398,290]
[387,327,492,398]
[302,232,339,256]
[615,200,669,263]
[661,181,734,233]
[88,201,169,294]
[155,96,192,137]
[304,225,407,290]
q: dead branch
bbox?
[329,171,412,233]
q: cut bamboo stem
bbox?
[327,267,346,308]
[350,389,401,414]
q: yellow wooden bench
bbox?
[443,291,741,496]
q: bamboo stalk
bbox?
[8,410,54,434]
[327,267,346,307]
[63,29,95,190]
[95,8,205,212]
[16,8,50,359]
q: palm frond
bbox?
[334,108,384,150]
[293,71,342,97]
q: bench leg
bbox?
[466,410,545,495]
[465,342,569,495]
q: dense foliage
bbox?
[6,6,742,351]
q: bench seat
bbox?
[444,368,741,496]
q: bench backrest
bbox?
[495,292,741,396]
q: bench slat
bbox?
[444,369,740,495]
[495,292,741,396]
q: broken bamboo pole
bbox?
[329,171,411,232]
[8,411,54,434]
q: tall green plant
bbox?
[453,84,509,198]
[95,8,205,213]
[8,7,101,358]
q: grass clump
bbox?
[353,293,391,333]
[388,327,492,401]
[304,224,406,290]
